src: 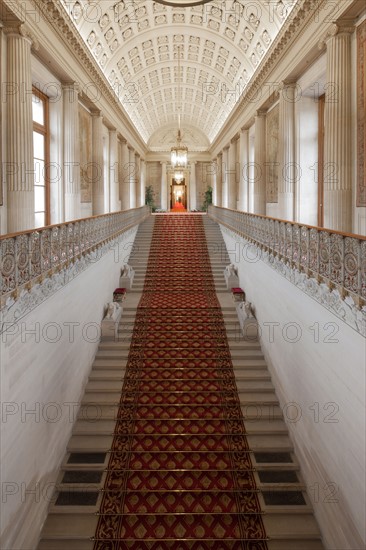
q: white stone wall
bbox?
[0,227,138,550]
[221,228,365,550]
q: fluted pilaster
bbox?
[128,146,136,208]
[278,83,296,221]
[135,153,141,207]
[190,162,197,211]
[140,159,146,207]
[63,83,81,221]
[109,129,119,212]
[222,147,229,208]
[216,152,223,207]
[5,26,35,232]
[91,111,104,215]
[254,111,266,215]
[323,25,353,232]
[238,128,249,212]
[228,140,237,210]
[119,139,129,210]
[160,162,167,210]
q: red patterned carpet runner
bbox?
[93,215,268,549]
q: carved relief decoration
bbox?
[266,104,279,203]
[356,20,366,207]
[79,104,92,203]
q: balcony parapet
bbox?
[208,205,366,336]
[0,207,150,329]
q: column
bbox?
[216,152,223,207]
[128,146,136,208]
[323,25,353,232]
[63,83,81,221]
[134,153,141,207]
[160,162,167,210]
[91,111,104,215]
[190,161,197,211]
[140,159,146,206]
[5,26,35,232]
[109,129,119,212]
[222,147,229,207]
[278,82,296,221]
[211,158,218,206]
[253,110,266,215]
[238,127,249,211]
[228,139,237,210]
[119,138,129,210]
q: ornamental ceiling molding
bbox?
[23,0,146,151]
[154,0,212,6]
[211,0,330,150]
[60,0,288,144]
[221,226,366,338]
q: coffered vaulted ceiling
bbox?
[61,0,296,149]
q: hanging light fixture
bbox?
[174,170,184,184]
[171,45,188,170]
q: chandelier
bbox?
[171,45,188,172]
[174,170,184,184]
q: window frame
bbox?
[32,86,50,227]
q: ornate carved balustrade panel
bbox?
[208,205,366,305]
[0,207,150,301]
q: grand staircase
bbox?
[37,214,325,550]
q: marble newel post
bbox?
[322,24,353,232]
[119,138,129,210]
[238,127,249,212]
[63,83,81,221]
[91,111,104,215]
[278,82,296,221]
[160,162,167,210]
[128,146,136,208]
[5,25,36,232]
[253,110,266,215]
[190,161,197,211]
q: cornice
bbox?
[21,0,146,153]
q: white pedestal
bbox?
[236,303,259,341]
[101,307,123,340]
[119,274,134,289]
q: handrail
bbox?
[208,205,366,304]
[0,206,150,300]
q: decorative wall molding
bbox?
[0,227,137,333]
[221,226,366,337]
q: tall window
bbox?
[32,88,50,227]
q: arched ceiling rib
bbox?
[61,0,296,147]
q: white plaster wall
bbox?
[222,228,366,550]
[0,227,138,550]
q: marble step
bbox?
[88,369,271,381]
[67,433,291,452]
[71,418,288,436]
[91,358,269,369]
[38,539,324,550]
[84,379,275,393]
[39,511,321,540]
